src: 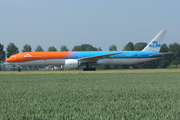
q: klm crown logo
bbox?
[24,54,32,57]
[152,40,158,44]
[149,40,161,48]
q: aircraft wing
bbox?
[149,52,173,57]
[79,52,124,63]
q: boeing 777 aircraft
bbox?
[6,30,171,71]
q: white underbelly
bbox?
[10,59,66,66]
[96,58,158,65]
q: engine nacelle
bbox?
[65,59,81,69]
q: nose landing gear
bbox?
[18,67,21,72]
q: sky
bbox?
[0,0,180,52]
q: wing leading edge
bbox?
[78,52,125,63]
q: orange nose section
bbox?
[6,58,11,62]
[6,58,12,62]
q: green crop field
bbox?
[1,70,180,119]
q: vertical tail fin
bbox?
[142,30,167,52]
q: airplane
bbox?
[6,30,171,72]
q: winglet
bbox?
[142,30,167,52]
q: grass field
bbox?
[1,69,180,119]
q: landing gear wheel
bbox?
[83,67,96,71]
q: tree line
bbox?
[0,42,180,70]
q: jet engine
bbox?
[64,59,81,69]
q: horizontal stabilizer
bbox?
[149,52,173,57]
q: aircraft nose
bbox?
[6,58,11,63]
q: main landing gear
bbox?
[83,64,96,71]
[83,67,96,71]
